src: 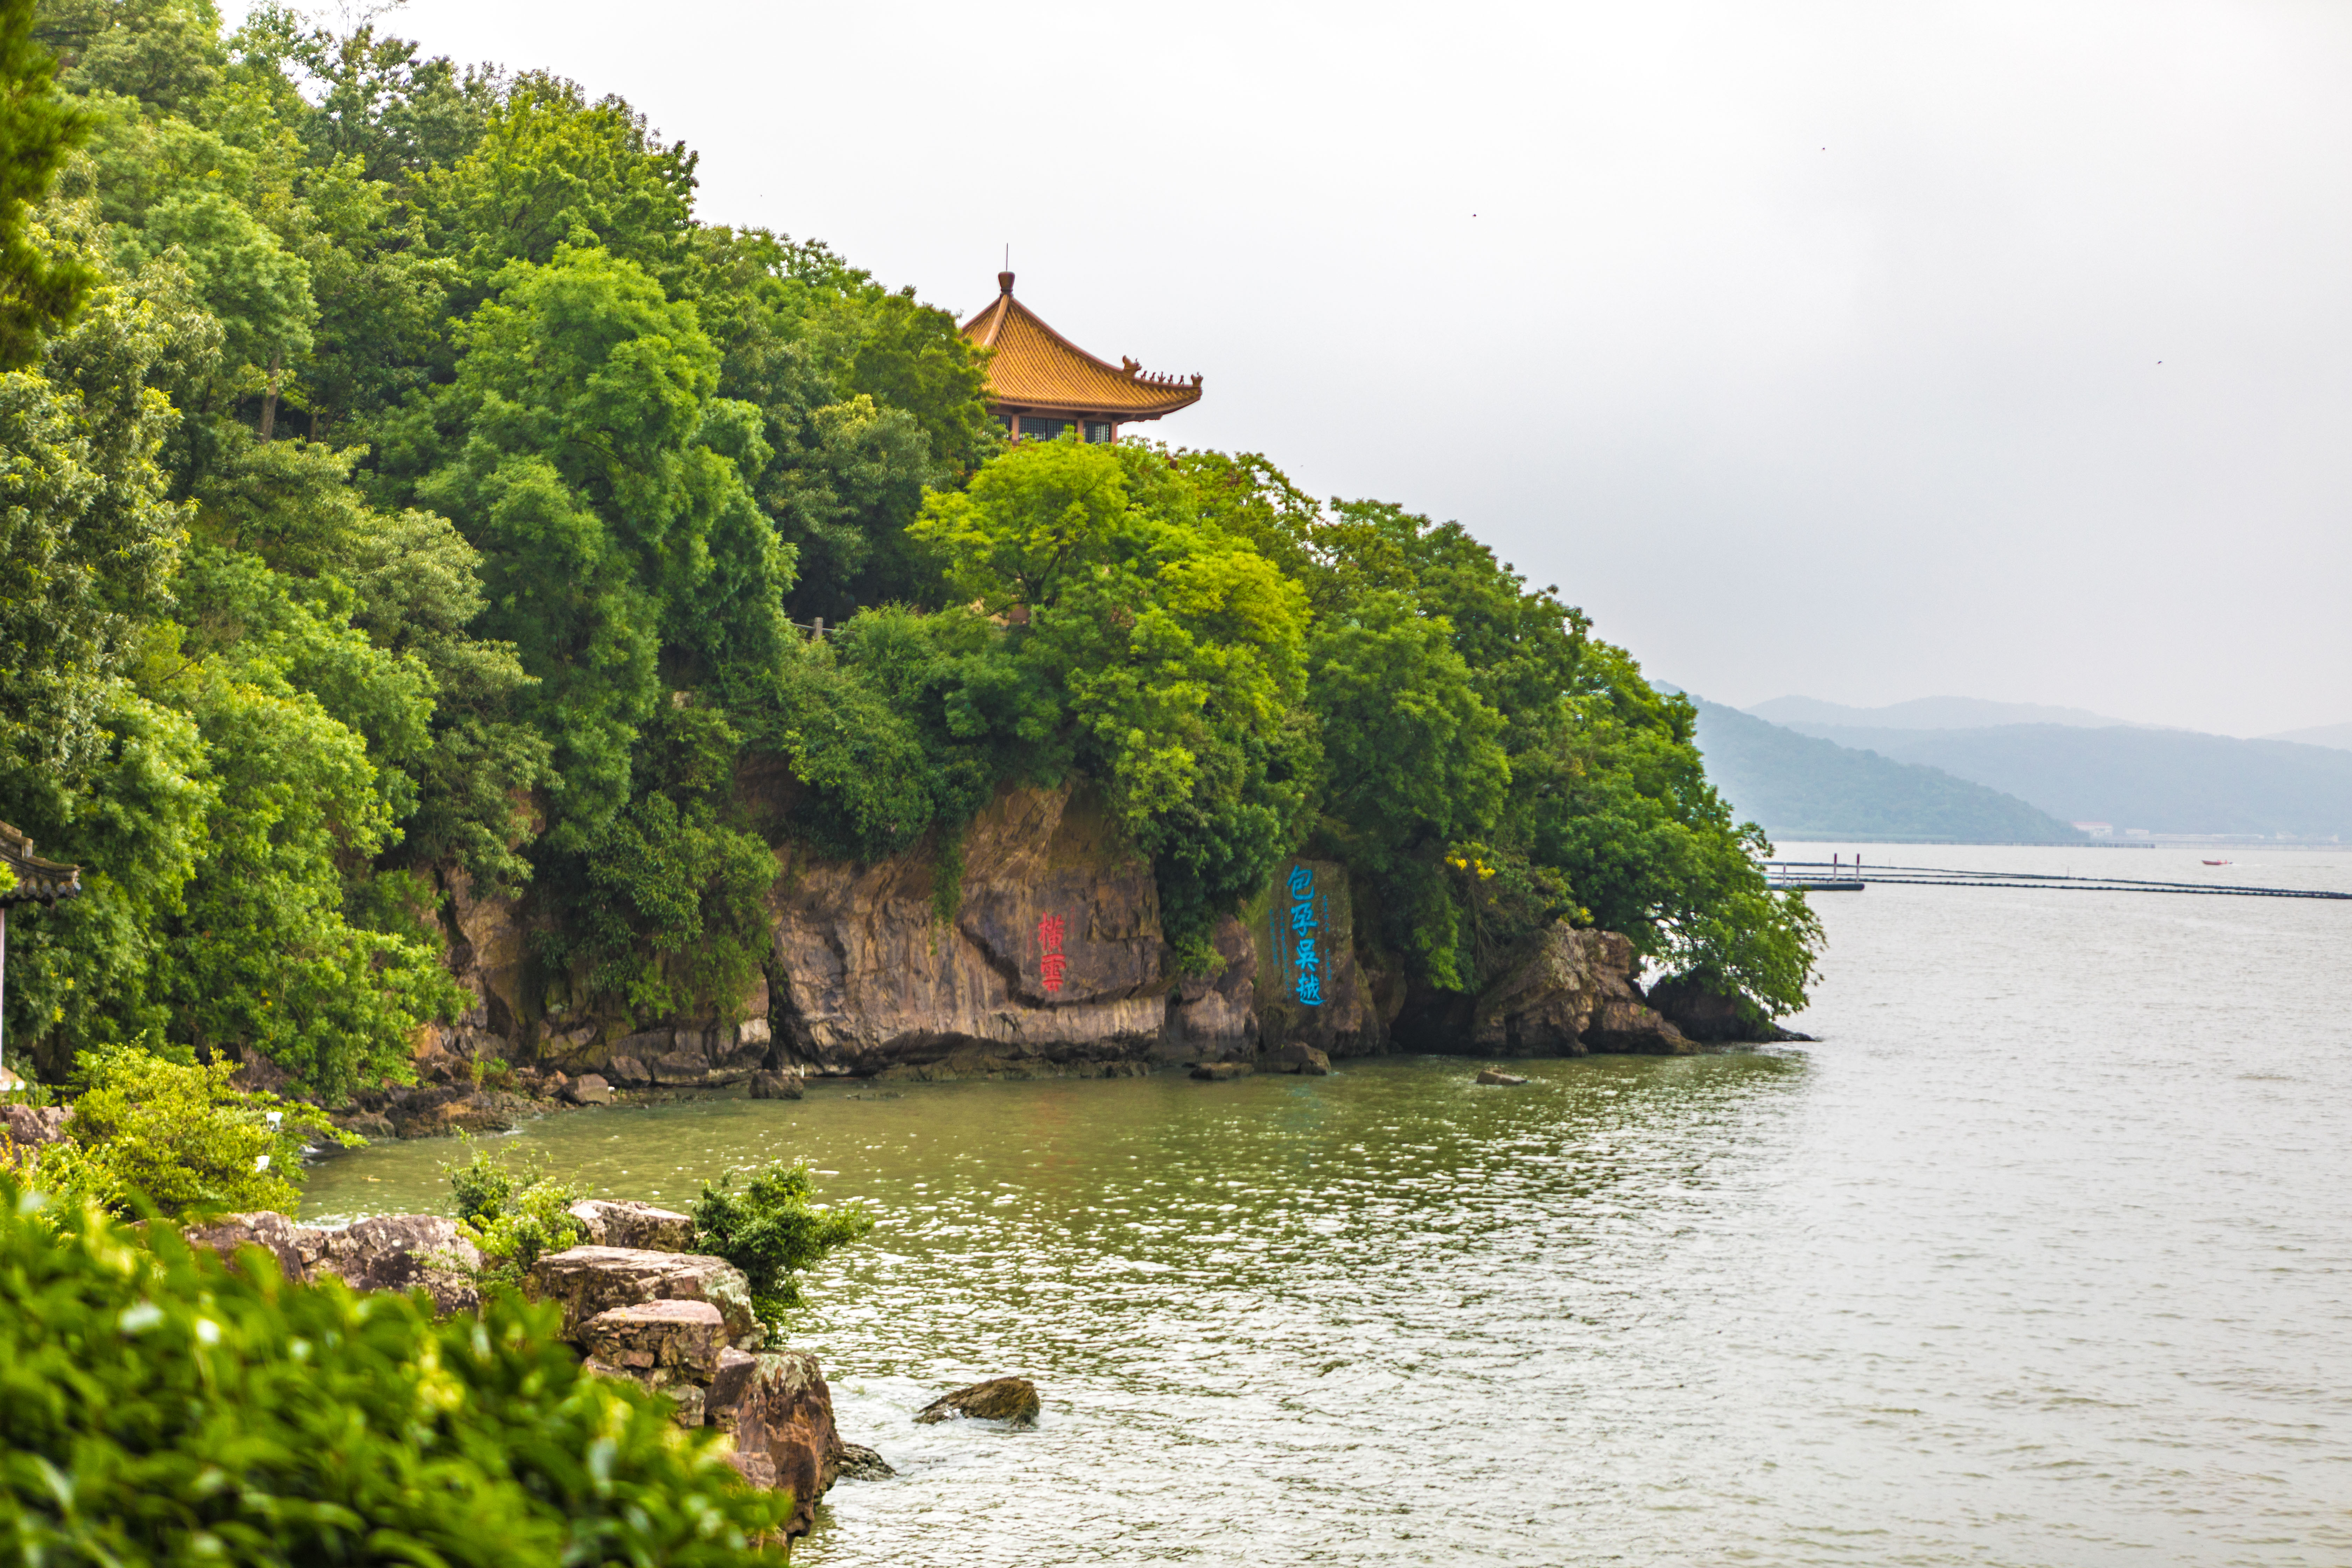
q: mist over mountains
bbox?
[1693,692,2352,841]
[1747,695,2135,732]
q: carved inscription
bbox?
[1037,912,1068,994]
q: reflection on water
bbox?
[303,845,2352,1566]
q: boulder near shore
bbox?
[182,1214,879,1541]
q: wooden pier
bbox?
[1763,860,2351,901]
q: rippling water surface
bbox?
[303,845,2352,1566]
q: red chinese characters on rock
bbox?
[1037,913,1068,994]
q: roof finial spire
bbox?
[999,245,1013,296]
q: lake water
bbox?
[302,844,2352,1566]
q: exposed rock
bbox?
[828,1441,896,1482]
[748,1069,803,1100]
[707,1345,759,1424]
[1261,1042,1331,1075]
[586,1022,771,1090]
[916,1376,1041,1426]
[180,1210,311,1279]
[567,1198,695,1252]
[1164,913,1257,1061]
[1190,1060,1251,1082]
[384,1085,531,1138]
[527,1245,761,1350]
[1646,974,1813,1043]
[1401,923,1694,1057]
[1248,858,1383,1058]
[765,782,1170,1080]
[299,1215,483,1315]
[725,1351,839,1539]
[665,1381,708,1428]
[0,1103,70,1152]
[564,1073,613,1106]
[332,1110,394,1140]
[578,1298,726,1382]
[1475,1068,1529,1086]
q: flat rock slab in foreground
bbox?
[181,1212,483,1316]
[916,1376,1042,1426]
[528,1245,762,1350]
[1476,1069,1530,1085]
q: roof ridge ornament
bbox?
[998,270,1015,295]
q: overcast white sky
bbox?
[263,0,2352,736]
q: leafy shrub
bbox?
[691,1161,873,1330]
[444,1139,583,1281]
[0,1180,790,1562]
[56,1043,353,1219]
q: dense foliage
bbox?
[0,0,1819,1103]
[691,1160,874,1330]
[445,1137,584,1280]
[18,1043,350,1219]
[0,1182,790,1563]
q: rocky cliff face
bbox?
[406,781,1699,1100]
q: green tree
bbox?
[691,1160,873,1331]
[0,0,92,367]
[58,1040,350,1217]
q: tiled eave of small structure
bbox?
[960,274,1202,423]
[0,822,81,905]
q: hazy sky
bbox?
[252,1,2352,735]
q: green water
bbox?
[298,846,2352,1564]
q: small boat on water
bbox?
[2203,859,2232,866]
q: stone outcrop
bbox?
[177,1213,864,1539]
[767,783,1170,1080]
[379,782,1743,1105]
[916,1376,1041,1426]
[528,1245,762,1349]
[748,1069,803,1100]
[579,1299,726,1386]
[725,1352,841,1538]
[1,1103,70,1155]
[181,1212,482,1315]
[1647,974,1814,1043]
[1398,924,1694,1057]
[567,1199,696,1252]
[1476,1068,1529,1085]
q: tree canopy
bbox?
[0,0,1819,1099]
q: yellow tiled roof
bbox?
[961,274,1202,421]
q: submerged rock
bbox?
[829,1441,896,1482]
[1190,1060,1251,1082]
[566,1198,695,1252]
[916,1376,1041,1426]
[563,1073,613,1105]
[1261,1042,1331,1075]
[1476,1068,1529,1086]
[748,1069,804,1100]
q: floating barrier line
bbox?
[1762,861,2351,901]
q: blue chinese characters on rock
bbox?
[1273,862,1325,1007]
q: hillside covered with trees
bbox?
[0,0,1820,1100]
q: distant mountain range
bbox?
[1748,694,2135,730]
[1768,720,2352,837]
[1686,698,2083,844]
[2265,721,2352,752]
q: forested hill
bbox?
[1779,722,2352,838]
[1687,699,2085,844]
[0,0,1820,1098]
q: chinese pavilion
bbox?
[960,272,1200,444]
